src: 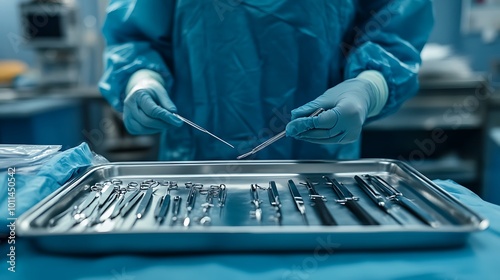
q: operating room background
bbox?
[0,0,499,203]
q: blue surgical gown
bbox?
[99,0,433,160]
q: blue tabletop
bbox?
[1,179,499,280]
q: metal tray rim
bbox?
[18,159,489,235]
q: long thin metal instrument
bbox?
[218,184,227,218]
[98,183,115,207]
[75,190,99,214]
[323,176,379,225]
[52,184,114,230]
[250,184,263,222]
[287,180,308,225]
[354,175,406,225]
[268,181,282,225]
[89,192,119,226]
[183,187,198,227]
[302,178,337,226]
[173,113,234,148]
[171,196,182,225]
[237,108,325,159]
[56,198,100,232]
[48,206,74,227]
[199,191,214,226]
[99,191,126,222]
[366,175,439,227]
[109,189,140,220]
[136,187,154,219]
[155,189,171,225]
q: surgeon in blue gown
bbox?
[99,0,433,161]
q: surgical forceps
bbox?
[365,175,440,227]
[51,183,114,230]
[173,113,234,148]
[237,108,325,159]
[354,175,406,225]
[324,176,379,225]
[302,178,337,226]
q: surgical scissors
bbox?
[173,113,234,148]
[237,108,325,159]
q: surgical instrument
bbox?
[89,192,119,226]
[183,187,198,227]
[98,183,115,207]
[155,189,171,225]
[55,198,100,232]
[48,206,74,227]
[113,189,141,218]
[136,186,154,219]
[250,184,263,222]
[268,181,282,224]
[171,196,182,225]
[218,184,227,207]
[107,192,143,230]
[74,190,99,214]
[199,191,215,226]
[354,175,406,225]
[237,108,325,159]
[218,184,227,217]
[50,184,112,229]
[99,190,127,222]
[365,175,439,227]
[302,178,337,226]
[173,113,234,148]
[287,179,308,225]
[323,176,379,225]
[120,192,144,217]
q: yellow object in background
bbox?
[0,60,28,84]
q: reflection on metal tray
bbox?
[18,160,489,254]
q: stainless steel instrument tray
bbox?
[17,159,489,254]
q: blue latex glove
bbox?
[123,72,183,135]
[286,77,382,144]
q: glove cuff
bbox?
[126,69,166,98]
[357,70,389,118]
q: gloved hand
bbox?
[123,70,183,135]
[286,73,387,144]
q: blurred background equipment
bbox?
[461,0,500,43]
[0,60,27,85]
[19,0,81,88]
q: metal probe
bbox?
[173,113,234,148]
[237,108,325,159]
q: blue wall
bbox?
[429,0,500,72]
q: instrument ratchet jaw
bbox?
[301,178,337,226]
